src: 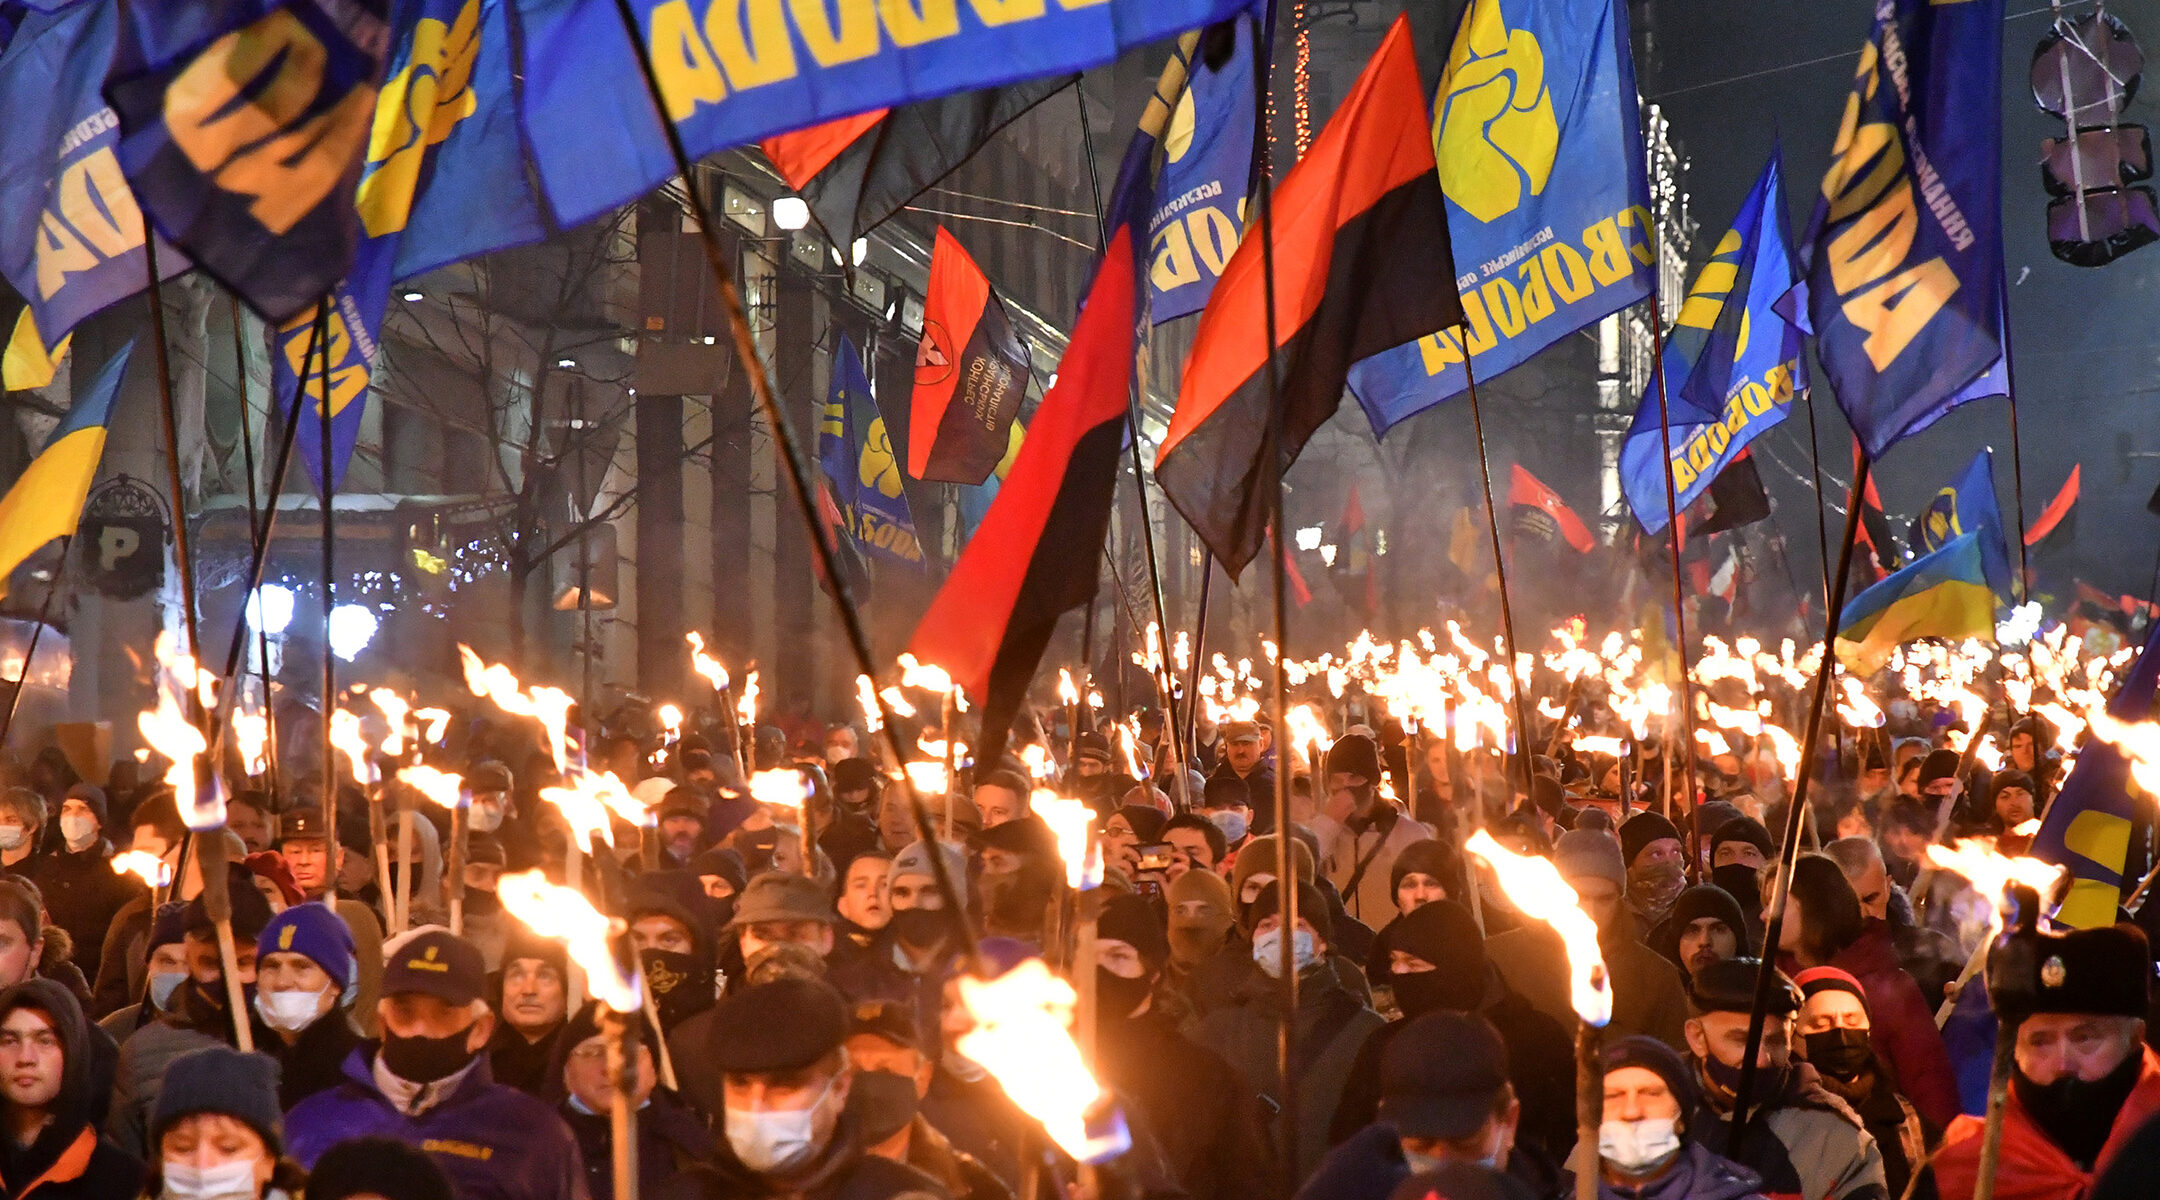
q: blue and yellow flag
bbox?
[103,0,390,323]
[1149,15,1254,323]
[1909,448,2013,599]
[2031,617,2160,928]
[1346,0,1654,434]
[1621,150,1801,534]
[0,1,190,360]
[819,336,922,569]
[1834,531,1994,674]
[0,342,132,599]
[517,0,1249,230]
[1797,0,2005,460]
[269,0,547,493]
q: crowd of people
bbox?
[0,667,2147,1200]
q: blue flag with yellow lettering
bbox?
[1797,0,2004,461]
[515,0,1249,230]
[0,0,191,356]
[1148,15,1254,323]
[1621,150,1801,534]
[1346,0,1653,434]
[103,0,391,323]
[1909,448,2013,599]
[2032,616,2160,928]
[820,335,923,570]
[269,0,548,492]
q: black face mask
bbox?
[639,949,714,1030]
[1701,1050,1789,1110]
[1094,966,1154,1019]
[1389,969,1476,1020]
[889,907,954,949]
[2014,1048,2144,1168]
[463,888,501,918]
[1803,1028,1874,1080]
[382,1028,477,1084]
[852,1069,920,1143]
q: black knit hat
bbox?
[1686,957,1798,1016]
[709,977,848,1072]
[1918,749,1962,787]
[1325,734,1382,784]
[1601,1035,1700,1119]
[61,783,107,829]
[153,1047,284,1156]
[1619,812,1683,866]
[1669,885,1748,947]
[1096,893,1169,968]
[1250,879,1333,943]
[1389,838,1464,898]
[183,864,274,943]
[831,758,880,793]
[1709,816,1773,862]
[308,1136,456,1200]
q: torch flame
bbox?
[328,710,374,788]
[1466,829,1611,1027]
[232,710,270,779]
[748,768,810,809]
[957,958,1122,1161]
[897,653,955,694]
[1032,790,1095,888]
[1057,669,1079,706]
[685,631,729,692]
[138,633,220,830]
[396,765,465,810]
[656,704,682,738]
[458,645,576,771]
[1923,837,2065,932]
[903,761,949,796]
[497,870,640,1012]
[413,708,451,746]
[369,689,410,757]
[111,850,171,889]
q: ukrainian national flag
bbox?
[1834,531,1994,673]
[0,343,131,597]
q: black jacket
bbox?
[652,1112,949,1200]
[253,1006,363,1110]
[490,1019,567,1098]
[563,1090,712,1200]
[19,843,142,981]
[1095,1006,1273,1200]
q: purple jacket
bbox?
[286,1046,590,1200]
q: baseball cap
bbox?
[1378,1011,1510,1139]
[380,928,486,1007]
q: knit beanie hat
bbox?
[1601,1035,1700,1118]
[308,1136,456,1200]
[1618,812,1683,867]
[153,1047,284,1156]
[258,902,358,994]
[1552,829,1626,892]
[1096,894,1170,968]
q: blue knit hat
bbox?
[258,902,357,994]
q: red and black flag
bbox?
[1508,465,1596,554]
[1695,450,1773,536]
[910,228,1031,484]
[1851,439,1898,579]
[760,81,1071,250]
[1331,484,1378,618]
[2026,464,2080,549]
[1155,16,1458,576]
[907,223,1139,768]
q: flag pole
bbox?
[2000,300,2031,604]
[1643,299,1702,866]
[1073,80,1196,809]
[142,232,202,666]
[604,1,990,955]
[1803,390,1832,615]
[1462,360,1536,798]
[1182,555,1214,761]
[1729,453,1872,1145]
[0,538,68,751]
[230,299,280,804]
[1248,3,1304,1189]
[315,306,340,900]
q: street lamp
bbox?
[327,604,379,662]
[247,585,295,635]
[773,196,811,231]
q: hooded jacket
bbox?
[0,979,142,1200]
[1692,1062,1888,1200]
[1822,925,1960,1131]
[1310,800,1433,928]
[285,1046,588,1200]
[1559,1140,1767,1200]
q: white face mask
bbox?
[254,987,330,1033]
[468,802,504,834]
[1598,1117,1682,1174]
[148,971,188,1012]
[1207,810,1248,843]
[0,826,27,851]
[162,1157,260,1200]
[1252,927,1319,979]
[941,1048,988,1084]
[59,814,96,848]
[724,1072,841,1174]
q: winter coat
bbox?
[89,895,153,1021]
[919,1067,1030,1190]
[285,1047,589,1200]
[899,1118,1010,1200]
[1179,935,1370,1020]
[106,1017,220,1159]
[1310,804,1434,929]
[490,1020,567,1098]
[1195,956,1385,1186]
[19,841,143,980]
[1095,1006,1274,1200]
[1205,762,1278,834]
[1296,1124,1544,1200]
[651,1111,949,1200]
[1935,1046,2160,1200]
[251,1005,363,1110]
[0,978,143,1200]
[1693,1070,1889,1200]
[562,1090,712,1200]
[1559,1141,1766,1200]
[1328,976,1577,1167]
[1487,916,1691,1051]
[1826,927,1961,1130]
